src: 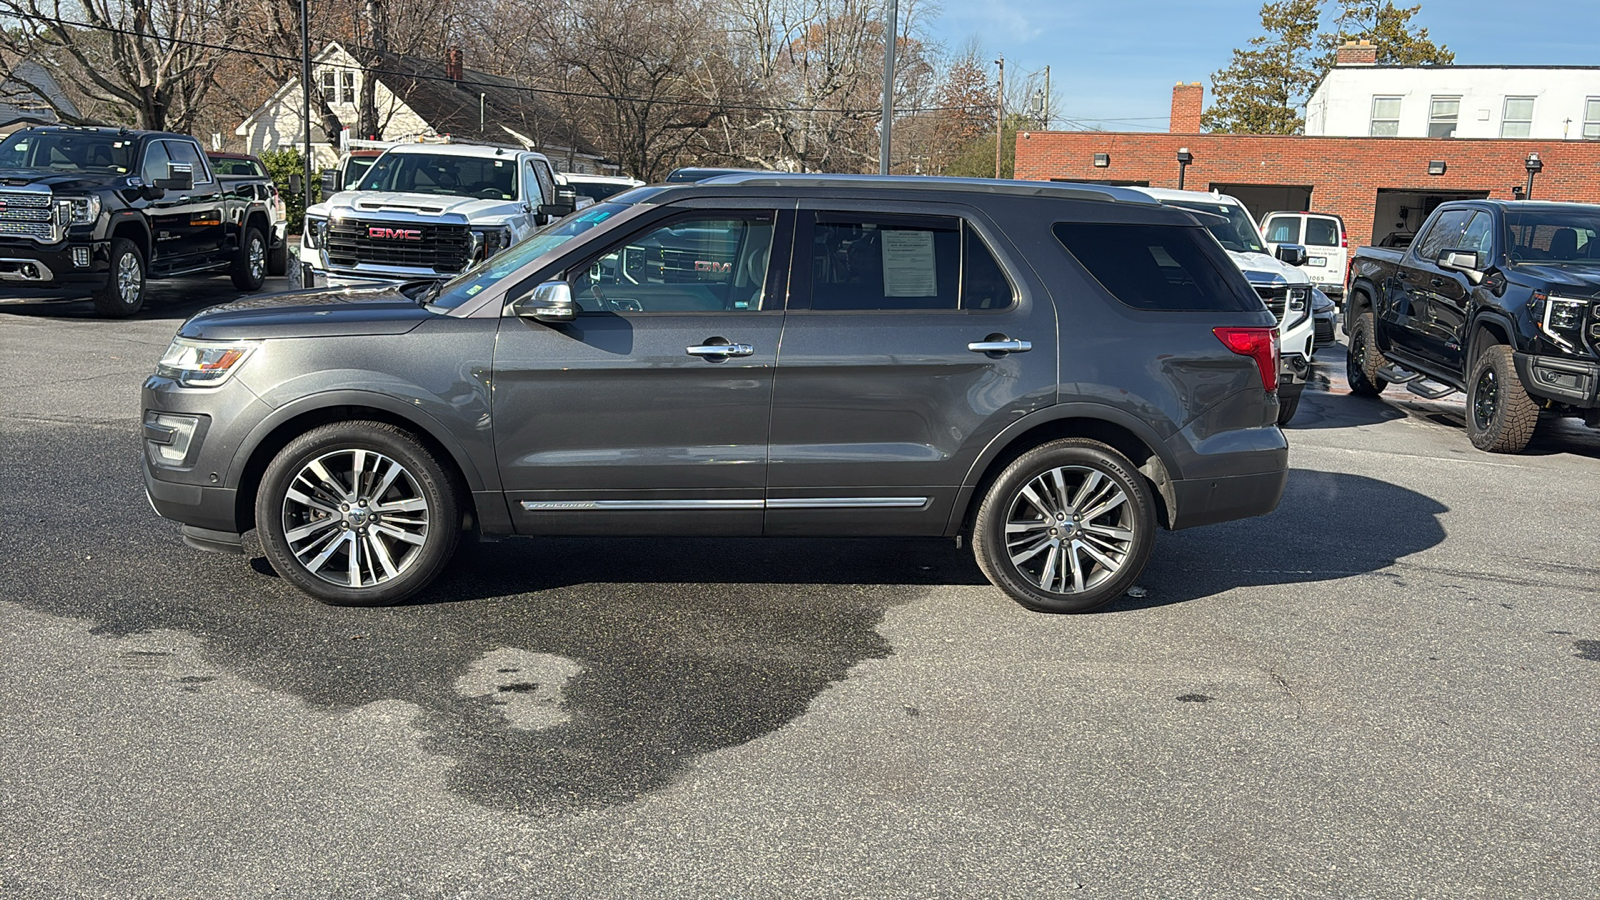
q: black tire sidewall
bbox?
[232,226,266,291]
[972,439,1156,614]
[256,422,460,606]
[1346,310,1387,396]
[267,240,288,276]
[1465,344,1537,453]
[93,237,144,317]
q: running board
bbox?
[1375,365,1420,384]
[1405,380,1457,400]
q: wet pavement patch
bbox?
[1574,640,1600,662]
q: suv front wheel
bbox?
[256,421,460,605]
[972,439,1156,613]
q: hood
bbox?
[178,284,436,341]
[1509,262,1600,297]
[0,168,124,192]
[324,190,522,223]
[1229,250,1310,285]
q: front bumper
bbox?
[142,372,274,541]
[1515,352,1600,408]
[0,238,111,296]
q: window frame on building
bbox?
[1369,96,1403,137]
[1583,97,1600,140]
[1500,96,1536,138]
[320,68,357,106]
[1427,96,1460,138]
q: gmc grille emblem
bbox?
[368,226,423,241]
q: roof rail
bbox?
[694,172,1156,204]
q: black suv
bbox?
[142,175,1288,613]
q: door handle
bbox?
[686,342,754,358]
[967,339,1031,354]
[1429,278,1445,288]
[1397,271,1412,281]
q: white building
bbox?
[1306,41,1600,141]
[235,42,609,172]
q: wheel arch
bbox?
[1468,311,1515,359]
[1347,279,1376,315]
[950,405,1180,537]
[109,215,151,261]
[243,210,271,244]
[229,392,488,535]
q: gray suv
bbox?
[143,175,1288,613]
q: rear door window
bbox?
[1053,222,1256,311]
[1304,217,1340,247]
[1264,216,1301,244]
[799,213,1013,311]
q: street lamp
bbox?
[1176,147,1193,190]
[1524,152,1543,199]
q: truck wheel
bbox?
[1465,344,1538,453]
[971,439,1156,614]
[93,238,146,317]
[267,239,288,277]
[256,421,461,606]
[231,226,267,292]
[1346,309,1389,397]
[1276,393,1301,426]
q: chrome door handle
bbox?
[687,342,754,358]
[967,339,1031,353]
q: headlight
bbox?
[155,337,259,387]
[471,225,513,260]
[1286,286,1310,312]
[1530,292,1588,351]
[304,216,328,249]
[56,195,101,226]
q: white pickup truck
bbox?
[300,143,574,287]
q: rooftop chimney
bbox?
[446,48,463,83]
[1170,82,1203,134]
[1335,39,1378,67]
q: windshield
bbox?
[426,203,633,309]
[1160,200,1266,254]
[355,152,518,200]
[0,131,136,174]
[1505,208,1600,264]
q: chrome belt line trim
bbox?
[520,497,929,511]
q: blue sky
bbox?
[921,0,1600,130]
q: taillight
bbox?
[1213,326,1279,392]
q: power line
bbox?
[11,13,996,118]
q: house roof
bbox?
[0,60,82,127]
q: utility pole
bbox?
[300,0,312,213]
[879,0,898,175]
[1044,65,1050,130]
[994,55,1004,179]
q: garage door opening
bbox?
[1208,184,1312,223]
[1372,188,1491,248]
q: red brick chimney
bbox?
[1335,39,1378,67]
[1170,82,1203,134]
[446,48,463,82]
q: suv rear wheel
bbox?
[972,439,1156,613]
[256,422,460,605]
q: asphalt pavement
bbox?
[2,288,1597,899]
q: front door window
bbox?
[572,214,776,313]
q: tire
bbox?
[267,238,288,277]
[1276,392,1301,426]
[1465,343,1538,454]
[231,226,267,292]
[93,237,145,317]
[1346,308,1389,398]
[255,421,461,606]
[972,439,1157,613]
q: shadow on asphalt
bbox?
[0,275,293,323]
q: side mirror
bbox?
[539,188,579,220]
[512,281,577,323]
[1438,248,1486,284]
[1274,243,1308,267]
[287,173,304,195]
[154,163,193,192]
[320,169,341,195]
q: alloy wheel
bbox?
[1474,367,1499,431]
[280,448,431,588]
[249,235,265,282]
[1003,465,1135,595]
[118,252,141,303]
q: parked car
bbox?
[143,175,1288,613]
[1262,210,1348,299]
[560,173,645,203]
[300,143,577,287]
[0,126,273,316]
[1346,199,1600,452]
[1129,188,1317,425]
[207,151,288,276]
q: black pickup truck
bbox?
[1346,199,1600,452]
[0,126,273,316]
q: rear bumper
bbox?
[1515,352,1600,408]
[1169,467,1288,530]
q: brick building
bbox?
[1014,48,1600,247]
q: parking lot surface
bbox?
[2,284,1598,898]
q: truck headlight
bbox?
[1531,292,1587,350]
[56,195,101,225]
[471,225,513,260]
[303,216,328,249]
[156,337,260,387]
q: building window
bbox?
[1428,96,1459,138]
[320,69,356,105]
[1369,96,1402,136]
[1584,98,1600,139]
[1501,96,1535,138]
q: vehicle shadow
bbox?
[0,276,292,323]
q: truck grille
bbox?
[325,220,473,273]
[0,190,55,241]
[1254,285,1288,324]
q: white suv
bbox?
[1130,188,1316,425]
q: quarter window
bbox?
[802,214,1012,311]
[1428,96,1459,138]
[1370,96,1402,136]
[1053,222,1256,312]
[570,213,776,313]
[1501,96,1535,138]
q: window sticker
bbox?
[882,229,937,296]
